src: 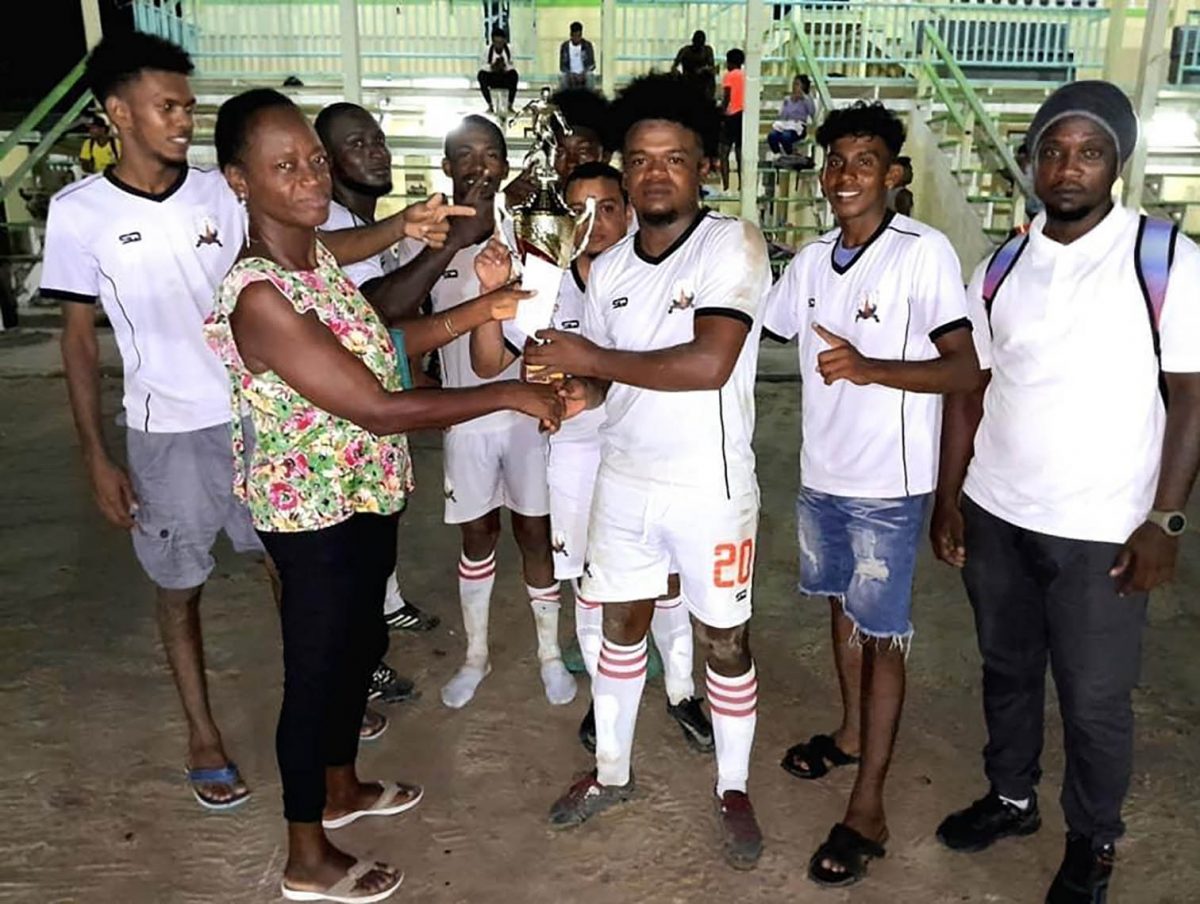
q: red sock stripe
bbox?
[576,596,601,609]
[706,681,758,707]
[655,600,683,609]
[459,555,495,576]
[459,564,496,581]
[600,643,647,664]
[708,697,757,718]
[530,590,561,603]
[598,659,648,680]
[706,671,757,694]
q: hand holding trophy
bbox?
[494,88,597,383]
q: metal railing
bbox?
[1169,24,1200,86]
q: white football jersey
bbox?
[321,199,423,288]
[764,211,971,498]
[502,262,605,446]
[40,167,241,433]
[581,211,770,498]
[430,234,523,434]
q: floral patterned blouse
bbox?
[204,241,414,533]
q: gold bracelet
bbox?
[443,315,460,339]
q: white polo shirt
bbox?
[320,199,422,288]
[40,166,241,433]
[964,205,1200,544]
[581,210,770,498]
[764,212,972,498]
[430,234,523,434]
[502,261,606,446]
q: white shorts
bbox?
[581,469,760,629]
[443,418,550,524]
[547,438,602,581]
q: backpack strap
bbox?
[1134,214,1178,333]
[981,231,1030,318]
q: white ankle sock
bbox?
[707,663,757,796]
[1000,795,1031,811]
[594,636,648,787]
[573,579,603,681]
[441,552,496,709]
[650,595,695,705]
[382,573,405,616]
[529,583,576,705]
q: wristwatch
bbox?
[1147,509,1188,537]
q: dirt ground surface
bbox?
[2,331,1198,904]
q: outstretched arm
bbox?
[319,193,474,267]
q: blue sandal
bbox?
[186,762,252,811]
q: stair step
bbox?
[937,139,961,149]
[966,194,1016,204]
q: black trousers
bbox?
[478,68,518,108]
[961,496,1147,844]
[259,511,400,823]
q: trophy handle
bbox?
[491,193,523,276]
[569,196,598,263]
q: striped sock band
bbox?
[458,551,496,581]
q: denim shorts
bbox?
[795,487,930,645]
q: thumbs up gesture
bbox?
[813,324,874,386]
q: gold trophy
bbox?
[495,87,596,383]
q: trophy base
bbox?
[522,362,564,385]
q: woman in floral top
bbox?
[207,89,560,904]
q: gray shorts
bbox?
[126,419,263,590]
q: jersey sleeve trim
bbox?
[503,335,523,357]
[928,316,972,342]
[695,307,753,328]
[762,326,791,344]
[41,288,98,304]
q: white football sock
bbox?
[707,662,758,796]
[529,583,576,705]
[441,551,496,709]
[594,636,648,787]
[382,573,405,616]
[650,595,695,706]
[573,579,603,681]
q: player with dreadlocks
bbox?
[525,72,772,870]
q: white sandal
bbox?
[281,859,403,903]
[322,782,423,830]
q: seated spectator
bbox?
[673,30,716,102]
[767,75,817,156]
[559,21,596,89]
[79,115,120,174]
[719,48,746,191]
[478,27,518,116]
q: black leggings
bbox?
[478,68,518,107]
[259,511,400,823]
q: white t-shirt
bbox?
[321,199,423,288]
[964,205,1200,543]
[764,212,971,498]
[581,210,770,497]
[502,262,605,446]
[568,43,585,74]
[40,166,241,433]
[430,236,523,434]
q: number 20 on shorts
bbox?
[713,539,754,588]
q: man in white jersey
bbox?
[932,82,1200,904]
[43,32,469,812]
[413,115,575,710]
[526,74,770,870]
[763,102,980,887]
[315,101,442,652]
[468,161,715,755]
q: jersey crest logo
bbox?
[195,218,223,248]
[443,269,459,279]
[611,297,628,309]
[668,279,696,313]
[854,291,880,323]
[807,297,816,308]
[561,319,580,329]
[443,476,457,503]
[552,530,568,557]
[119,231,142,245]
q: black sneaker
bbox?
[384,601,440,632]
[578,702,596,754]
[1046,834,1114,904]
[368,662,417,704]
[666,697,715,753]
[937,789,1041,852]
[716,790,763,870]
[548,770,635,829]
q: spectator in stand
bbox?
[767,75,816,157]
[478,26,518,116]
[673,30,716,102]
[79,114,120,174]
[718,48,746,191]
[887,155,914,216]
[559,21,596,89]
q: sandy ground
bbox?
[1,330,1198,904]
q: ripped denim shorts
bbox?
[795,487,931,648]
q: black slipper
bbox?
[780,733,860,780]
[808,822,887,888]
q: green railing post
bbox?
[0,93,93,205]
[0,57,88,167]
[787,19,834,114]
